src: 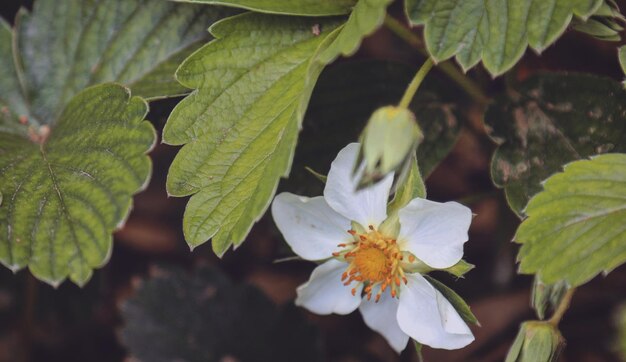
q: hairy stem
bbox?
[384,15,490,106]
[399,58,434,109]
[548,288,576,327]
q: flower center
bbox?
[333,225,413,302]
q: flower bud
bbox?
[506,321,565,362]
[357,106,423,187]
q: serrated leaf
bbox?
[0,84,155,286]
[3,0,231,126]
[485,73,626,216]
[163,13,343,255]
[120,265,323,362]
[173,0,356,16]
[405,0,603,75]
[316,0,392,64]
[424,275,479,326]
[515,153,626,286]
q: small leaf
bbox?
[485,73,626,216]
[173,0,357,16]
[515,153,626,286]
[120,265,323,362]
[531,277,568,320]
[316,0,393,64]
[163,13,342,255]
[443,259,475,278]
[0,84,155,286]
[387,156,426,215]
[405,0,603,75]
[619,45,626,87]
[424,275,479,326]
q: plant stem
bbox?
[399,58,434,109]
[383,15,490,106]
[548,288,575,327]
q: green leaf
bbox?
[316,0,392,64]
[619,45,626,87]
[163,13,342,255]
[173,0,357,16]
[3,0,231,126]
[405,0,603,75]
[515,153,626,286]
[424,275,479,326]
[531,277,568,320]
[294,60,463,196]
[387,156,426,215]
[120,265,323,362]
[443,259,475,278]
[486,73,626,216]
[0,84,155,286]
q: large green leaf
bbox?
[0,84,155,286]
[485,73,626,216]
[120,265,323,362]
[0,0,231,285]
[3,0,230,125]
[515,153,626,287]
[174,0,356,16]
[405,0,603,75]
[163,14,343,256]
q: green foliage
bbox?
[0,84,155,286]
[424,275,479,326]
[164,14,342,256]
[0,0,229,285]
[174,0,356,16]
[515,154,626,286]
[120,265,323,362]
[316,0,393,64]
[486,73,626,216]
[405,0,603,75]
[572,1,625,41]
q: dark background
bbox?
[1,0,626,361]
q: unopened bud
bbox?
[357,106,422,187]
[506,321,565,362]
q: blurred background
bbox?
[1,0,626,361]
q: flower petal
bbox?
[359,293,410,353]
[295,259,362,315]
[272,193,351,260]
[398,198,472,268]
[397,273,474,350]
[324,143,393,227]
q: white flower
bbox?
[271,143,475,352]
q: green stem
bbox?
[399,58,434,109]
[384,15,490,106]
[548,288,575,327]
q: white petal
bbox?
[324,143,393,227]
[359,293,410,353]
[398,198,472,269]
[272,193,351,260]
[295,259,362,315]
[397,274,474,350]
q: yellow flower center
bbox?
[333,225,415,302]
